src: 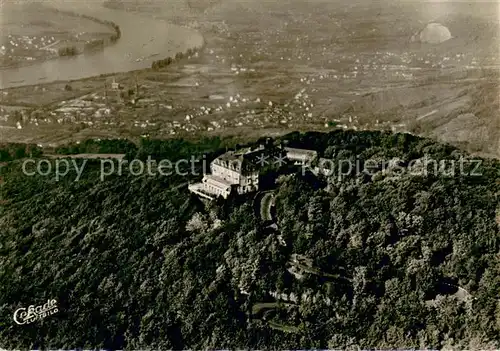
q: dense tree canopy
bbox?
[0,131,499,349]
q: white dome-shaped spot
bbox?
[419,23,452,44]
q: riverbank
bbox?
[0,0,204,89]
[0,2,119,71]
[51,8,121,43]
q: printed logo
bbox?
[13,299,58,325]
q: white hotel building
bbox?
[188,146,262,200]
[188,144,318,200]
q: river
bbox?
[0,0,204,90]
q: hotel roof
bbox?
[284,147,318,159]
[204,174,233,189]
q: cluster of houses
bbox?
[188,144,318,200]
[1,34,60,64]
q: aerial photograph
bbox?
[0,0,499,349]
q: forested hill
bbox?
[0,131,499,349]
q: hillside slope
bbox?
[0,132,499,349]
